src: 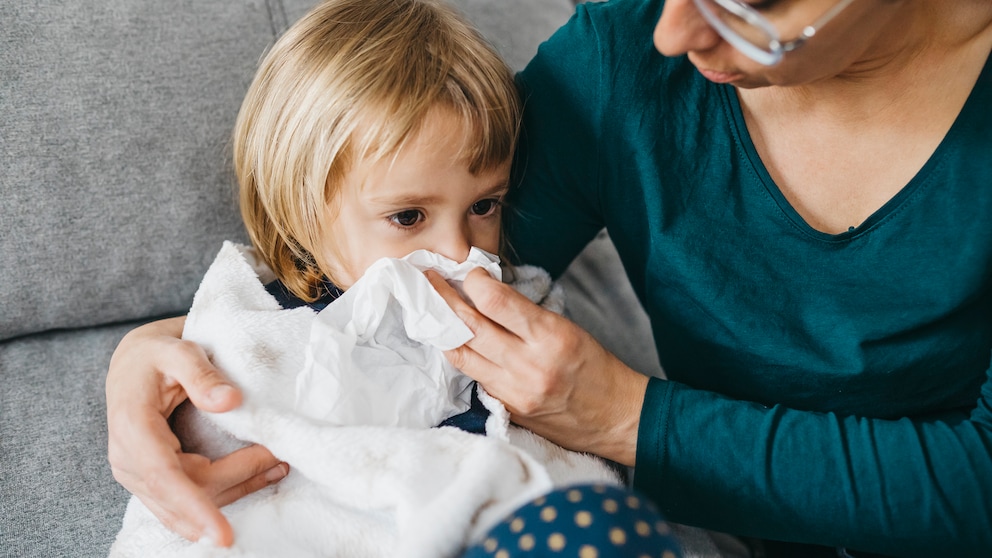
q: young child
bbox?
[109,1,638,557]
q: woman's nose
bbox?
[653,0,722,57]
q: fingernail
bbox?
[265,463,289,483]
[207,384,235,404]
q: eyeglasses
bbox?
[691,0,857,66]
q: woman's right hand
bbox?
[105,316,288,547]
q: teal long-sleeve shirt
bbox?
[504,1,992,555]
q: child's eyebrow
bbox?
[368,182,509,207]
[481,180,511,197]
[367,193,443,206]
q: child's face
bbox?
[320,108,510,289]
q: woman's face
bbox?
[318,107,510,290]
[654,0,907,88]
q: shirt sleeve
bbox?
[505,3,609,277]
[635,358,992,556]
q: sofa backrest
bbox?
[0,0,577,342]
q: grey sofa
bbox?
[0,0,666,556]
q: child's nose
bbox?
[433,227,472,263]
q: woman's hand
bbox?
[105,316,288,547]
[428,269,650,466]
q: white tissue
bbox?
[295,247,502,427]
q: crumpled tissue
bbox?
[296,247,502,427]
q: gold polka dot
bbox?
[495,550,509,558]
[574,510,593,528]
[626,495,640,509]
[591,484,607,494]
[655,521,671,535]
[609,527,627,545]
[483,538,498,552]
[540,506,558,522]
[635,520,651,537]
[533,496,546,506]
[509,517,524,533]
[518,534,535,551]
[579,545,599,558]
[662,551,677,558]
[547,533,566,551]
[638,555,651,558]
[602,499,619,514]
[567,489,583,503]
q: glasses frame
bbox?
[691,0,858,66]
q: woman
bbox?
[108,0,992,555]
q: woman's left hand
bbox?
[427,268,650,466]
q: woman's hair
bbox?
[233,0,520,301]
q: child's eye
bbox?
[470,198,500,216]
[389,209,424,227]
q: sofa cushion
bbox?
[0,1,274,340]
[0,323,137,557]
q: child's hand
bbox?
[105,316,288,546]
[427,269,649,466]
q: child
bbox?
[109,1,651,557]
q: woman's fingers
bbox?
[109,404,235,545]
[426,271,510,384]
[459,267,549,342]
[207,446,288,507]
[146,456,234,546]
[152,335,242,414]
[427,267,647,465]
[136,447,287,546]
[106,316,287,546]
[427,268,568,411]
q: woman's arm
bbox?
[105,316,287,546]
[636,371,992,557]
[430,270,992,557]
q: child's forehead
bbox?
[355,105,509,175]
[344,122,511,205]
[356,104,469,155]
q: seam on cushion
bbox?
[265,0,289,38]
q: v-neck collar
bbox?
[720,49,992,243]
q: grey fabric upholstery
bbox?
[0,0,667,556]
[0,324,136,557]
[0,0,270,341]
[562,231,664,379]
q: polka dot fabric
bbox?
[463,484,682,558]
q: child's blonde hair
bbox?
[233,0,520,301]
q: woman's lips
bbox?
[698,68,744,84]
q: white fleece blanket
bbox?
[110,242,621,558]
